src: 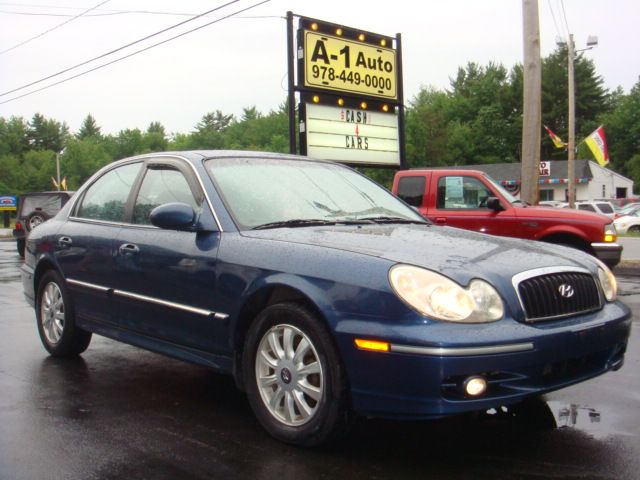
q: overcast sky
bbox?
[0,0,638,135]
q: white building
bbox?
[433,160,635,202]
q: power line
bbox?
[0,4,281,19]
[0,0,111,56]
[546,0,565,42]
[0,0,273,106]
[559,0,571,37]
[0,0,241,97]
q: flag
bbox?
[60,176,68,191]
[544,125,567,149]
[585,125,609,167]
[51,177,59,189]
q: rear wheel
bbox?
[36,270,92,357]
[243,302,349,446]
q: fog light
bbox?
[464,376,487,396]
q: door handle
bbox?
[434,217,447,225]
[119,243,140,255]
[58,236,73,247]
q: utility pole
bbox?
[567,34,576,208]
[520,0,542,205]
[55,151,61,191]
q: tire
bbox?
[26,211,48,231]
[16,239,25,258]
[36,270,92,357]
[243,302,350,446]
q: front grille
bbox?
[517,271,602,322]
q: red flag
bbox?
[544,125,566,149]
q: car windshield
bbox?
[206,157,427,230]
[481,174,520,205]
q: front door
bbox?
[111,160,225,354]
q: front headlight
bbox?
[597,265,617,302]
[389,265,504,323]
[604,223,617,242]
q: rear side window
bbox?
[76,163,141,222]
[397,176,426,207]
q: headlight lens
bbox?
[604,223,617,242]
[597,265,617,301]
[389,265,504,322]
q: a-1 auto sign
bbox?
[303,31,397,101]
[0,195,17,211]
[305,103,400,166]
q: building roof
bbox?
[423,160,593,182]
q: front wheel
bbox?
[243,302,349,446]
[36,270,92,357]
[628,225,640,234]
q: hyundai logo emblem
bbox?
[558,284,575,298]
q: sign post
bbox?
[0,195,17,228]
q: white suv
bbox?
[575,201,616,218]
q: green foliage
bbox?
[77,114,102,140]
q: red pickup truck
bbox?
[392,169,622,267]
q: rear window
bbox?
[20,195,63,216]
[397,176,426,207]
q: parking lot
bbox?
[0,238,638,480]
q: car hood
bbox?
[242,224,596,284]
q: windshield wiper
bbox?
[252,218,383,230]
[357,216,429,225]
[252,219,339,230]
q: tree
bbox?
[77,114,102,140]
[0,116,29,156]
[145,121,168,152]
[195,110,234,133]
[27,113,69,152]
[61,139,111,189]
[600,79,640,185]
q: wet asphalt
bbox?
[0,238,638,480]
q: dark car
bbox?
[21,151,631,446]
[13,191,74,257]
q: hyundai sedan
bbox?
[22,151,631,446]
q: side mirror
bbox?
[150,202,196,230]
[486,197,504,211]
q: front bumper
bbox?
[335,301,631,419]
[591,242,622,268]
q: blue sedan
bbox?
[22,151,631,446]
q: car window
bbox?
[397,176,425,207]
[595,203,614,214]
[76,163,141,222]
[578,204,597,213]
[436,176,493,209]
[133,167,200,225]
[20,195,63,216]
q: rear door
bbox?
[56,161,143,326]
